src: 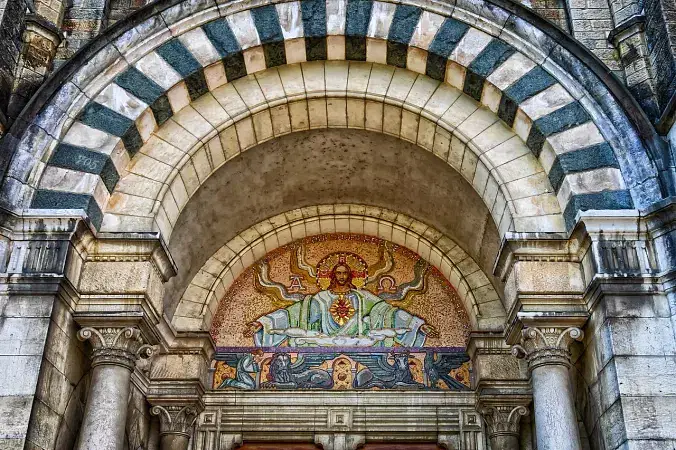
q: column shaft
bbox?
[512,327,584,450]
[76,364,132,450]
[531,365,581,450]
[490,435,519,450]
[75,327,153,450]
[160,434,191,450]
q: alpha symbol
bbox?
[289,275,306,291]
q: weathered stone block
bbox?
[0,356,42,397]
[0,395,32,443]
[78,260,153,293]
[24,399,60,449]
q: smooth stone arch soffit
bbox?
[0,0,666,227]
[175,203,505,333]
[158,128,503,329]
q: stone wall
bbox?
[569,0,623,74]
[644,0,676,118]
[54,0,109,66]
[0,0,28,130]
[108,0,153,24]
[24,297,90,449]
[577,290,676,449]
[0,281,59,449]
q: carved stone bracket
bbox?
[314,433,366,450]
[479,405,529,439]
[77,326,154,371]
[511,327,584,372]
[150,404,200,438]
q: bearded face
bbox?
[329,263,355,290]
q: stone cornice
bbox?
[493,233,579,282]
[146,380,206,408]
[607,14,645,47]
[81,232,177,281]
[642,197,676,240]
[467,331,511,356]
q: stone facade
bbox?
[0,0,675,449]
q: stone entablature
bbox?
[194,391,484,450]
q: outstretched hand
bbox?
[243,321,263,337]
[420,324,439,338]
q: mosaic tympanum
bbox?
[211,234,471,390]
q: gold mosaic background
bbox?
[210,233,471,348]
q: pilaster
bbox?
[0,211,83,448]
[570,208,675,449]
[608,18,661,120]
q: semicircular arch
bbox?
[176,203,504,333]
[97,65,569,239]
[1,0,661,234]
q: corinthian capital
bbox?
[77,326,154,370]
[150,405,199,437]
[511,327,583,371]
[479,404,529,438]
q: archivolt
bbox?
[0,0,656,236]
[92,63,567,239]
[175,204,505,333]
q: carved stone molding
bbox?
[150,404,199,438]
[479,405,529,438]
[511,327,584,371]
[314,433,365,450]
[77,326,154,370]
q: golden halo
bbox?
[316,252,368,290]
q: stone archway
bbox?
[1,1,674,450]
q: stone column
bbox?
[512,327,583,450]
[151,404,199,450]
[76,326,153,450]
[479,404,529,450]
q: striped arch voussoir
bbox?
[11,0,639,235]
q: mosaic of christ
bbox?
[210,234,471,349]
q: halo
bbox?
[316,252,368,289]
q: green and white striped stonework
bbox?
[3,0,649,237]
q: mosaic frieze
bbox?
[213,348,471,390]
[211,233,471,390]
